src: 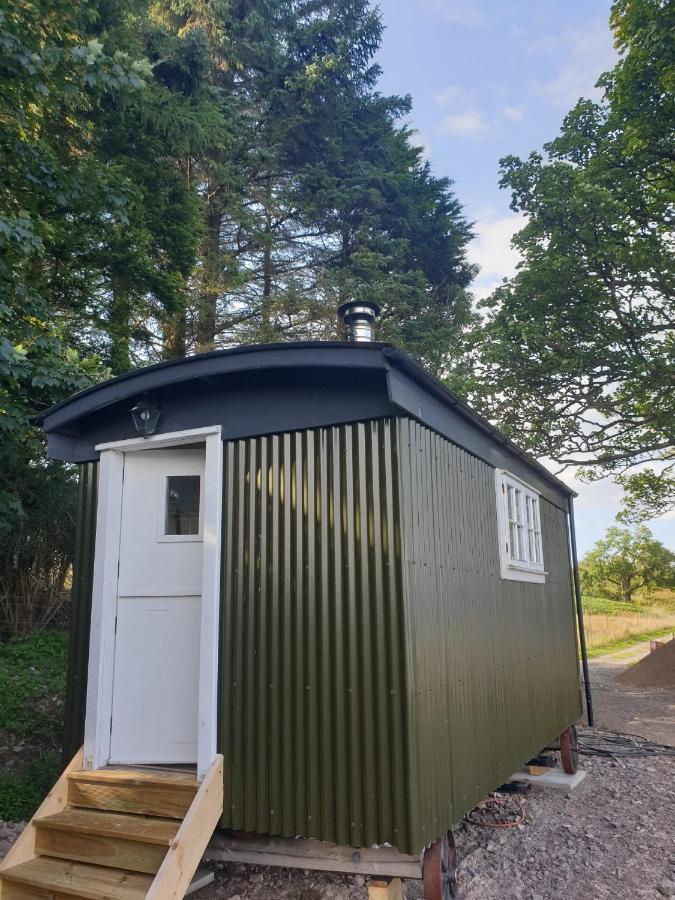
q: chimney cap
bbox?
[337,300,381,320]
[337,300,381,343]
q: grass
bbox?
[585,625,675,658]
[0,631,68,821]
[582,588,675,657]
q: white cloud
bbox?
[434,85,463,108]
[468,212,525,300]
[421,0,485,27]
[439,109,487,137]
[502,105,524,121]
[536,464,675,554]
[534,19,617,108]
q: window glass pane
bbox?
[525,496,533,528]
[165,475,200,535]
[528,529,536,562]
[507,485,514,520]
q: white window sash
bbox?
[496,470,546,581]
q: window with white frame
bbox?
[495,470,545,582]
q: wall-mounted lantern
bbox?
[130,393,161,436]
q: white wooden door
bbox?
[109,448,205,764]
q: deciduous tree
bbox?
[474,0,674,520]
[580,526,675,603]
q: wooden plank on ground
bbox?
[206,832,422,880]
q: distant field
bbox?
[582,589,675,656]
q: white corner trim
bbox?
[197,431,223,778]
[83,449,125,770]
[494,468,546,584]
[84,426,222,778]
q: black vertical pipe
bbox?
[568,496,594,726]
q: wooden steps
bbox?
[0,751,224,900]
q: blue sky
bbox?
[376,0,675,555]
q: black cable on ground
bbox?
[577,726,675,759]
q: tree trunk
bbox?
[260,201,274,342]
[109,269,132,374]
[196,207,222,352]
[162,308,187,359]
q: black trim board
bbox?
[40,342,574,505]
[387,368,568,509]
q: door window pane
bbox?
[165,475,200,535]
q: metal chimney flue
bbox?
[337,300,380,343]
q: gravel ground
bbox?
[1,641,673,899]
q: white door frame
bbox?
[83,425,223,779]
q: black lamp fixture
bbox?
[130,393,161,436]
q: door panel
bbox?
[109,448,204,764]
[117,450,204,598]
[110,596,200,763]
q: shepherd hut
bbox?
[0,303,585,900]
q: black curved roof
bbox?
[40,341,574,506]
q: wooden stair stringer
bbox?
[146,754,223,900]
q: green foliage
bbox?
[579,526,675,603]
[0,0,145,628]
[582,595,641,616]
[0,631,67,738]
[152,0,475,372]
[473,0,675,521]
[1,0,476,633]
[0,752,62,822]
[0,632,67,820]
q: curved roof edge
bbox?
[39,341,575,499]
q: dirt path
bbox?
[587,639,675,746]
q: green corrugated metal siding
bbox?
[397,419,581,850]
[219,420,411,851]
[63,461,98,764]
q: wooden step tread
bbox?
[0,857,153,900]
[68,769,198,819]
[36,808,179,845]
[69,768,198,788]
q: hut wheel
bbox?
[422,829,459,900]
[559,724,579,774]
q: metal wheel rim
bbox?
[560,724,579,774]
[423,830,459,900]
